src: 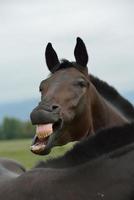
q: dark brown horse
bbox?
[0,123,134,200]
[0,38,134,200]
[0,158,25,183]
[30,37,128,155]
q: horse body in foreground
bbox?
[0,123,134,200]
[0,158,25,183]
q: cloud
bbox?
[0,0,134,103]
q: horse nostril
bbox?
[52,104,60,111]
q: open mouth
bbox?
[30,120,62,155]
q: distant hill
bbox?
[0,99,38,123]
[0,92,133,123]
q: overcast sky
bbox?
[0,0,134,103]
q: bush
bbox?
[0,117,35,140]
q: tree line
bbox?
[0,117,35,140]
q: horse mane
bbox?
[90,75,134,121]
[35,122,134,168]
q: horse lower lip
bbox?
[30,135,50,154]
[30,143,46,153]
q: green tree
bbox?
[0,117,35,140]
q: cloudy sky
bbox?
[0,0,134,103]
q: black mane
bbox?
[35,122,134,168]
[90,75,134,121]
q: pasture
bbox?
[0,139,74,168]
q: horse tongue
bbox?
[30,124,53,154]
[36,124,53,139]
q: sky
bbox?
[0,0,134,103]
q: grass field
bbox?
[0,139,75,169]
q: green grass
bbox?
[0,139,75,169]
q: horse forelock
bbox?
[50,59,88,76]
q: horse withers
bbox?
[30,37,128,155]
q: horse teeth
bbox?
[37,131,52,139]
[36,124,53,140]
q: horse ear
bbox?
[74,37,88,67]
[45,43,60,72]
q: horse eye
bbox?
[77,80,87,87]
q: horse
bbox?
[30,37,129,155]
[0,158,25,183]
[0,123,134,200]
[0,37,134,199]
[0,65,133,188]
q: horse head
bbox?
[30,37,94,155]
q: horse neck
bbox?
[89,83,128,132]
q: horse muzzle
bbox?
[30,108,60,125]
